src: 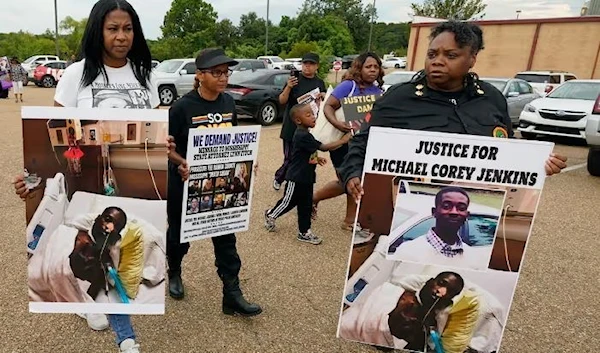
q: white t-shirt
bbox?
[54,59,160,108]
[393,235,488,270]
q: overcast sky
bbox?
[0,0,582,40]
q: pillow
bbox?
[118,221,145,299]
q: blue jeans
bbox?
[107,314,135,346]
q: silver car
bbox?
[481,78,540,127]
[153,58,197,106]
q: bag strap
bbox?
[348,80,357,97]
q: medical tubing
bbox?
[107,265,129,304]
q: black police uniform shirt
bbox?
[285,128,321,184]
[168,89,238,182]
[338,78,514,185]
[280,75,326,142]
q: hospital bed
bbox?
[342,234,518,353]
[27,173,167,313]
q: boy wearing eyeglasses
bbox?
[166,48,262,317]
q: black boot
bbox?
[168,270,184,300]
[221,275,262,317]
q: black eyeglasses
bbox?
[202,69,233,78]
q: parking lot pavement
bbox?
[1,87,598,352]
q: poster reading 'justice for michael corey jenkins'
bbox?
[180,126,261,243]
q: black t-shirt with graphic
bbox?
[280,75,326,142]
[285,128,322,184]
[169,89,238,181]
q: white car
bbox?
[152,58,196,106]
[21,55,60,82]
[382,70,417,92]
[585,94,600,176]
[257,56,294,70]
[518,79,600,140]
[515,71,577,96]
[286,58,303,71]
[382,57,407,69]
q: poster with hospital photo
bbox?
[338,261,519,353]
[21,106,168,315]
[337,127,554,351]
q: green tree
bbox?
[214,19,238,50]
[295,15,354,56]
[411,0,486,20]
[371,22,410,56]
[0,31,61,61]
[238,12,266,43]
[271,16,298,55]
[161,0,218,56]
[59,16,88,56]
[299,0,375,53]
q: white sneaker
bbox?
[76,313,109,331]
[119,338,140,353]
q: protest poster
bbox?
[180,125,261,243]
[297,87,323,117]
[337,127,554,353]
[340,93,380,132]
[22,106,168,315]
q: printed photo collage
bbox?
[186,161,253,215]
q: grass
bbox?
[410,184,505,209]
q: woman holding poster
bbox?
[340,21,568,202]
[312,52,384,230]
[13,0,158,351]
[165,48,262,316]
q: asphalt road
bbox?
[1,87,598,353]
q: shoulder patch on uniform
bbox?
[493,126,508,138]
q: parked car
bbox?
[257,56,294,70]
[342,55,359,69]
[518,79,600,140]
[225,69,289,126]
[382,70,417,92]
[231,59,267,75]
[382,57,407,69]
[22,55,60,83]
[585,94,600,176]
[33,60,67,88]
[481,78,540,127]
[515,70,577,96]
[153,58,196,106]
[286,58,303,71]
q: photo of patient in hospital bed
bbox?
[338,262,518,353]
[22,114,167,314]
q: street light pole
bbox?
[265,0,270,55]
[516,10,522,19]
[368,0,376,51]
[54,0,60,57]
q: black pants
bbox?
[273,140,292,184]
[167,177,241,293]
[329,142,349,169]
[267,181,313,233]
